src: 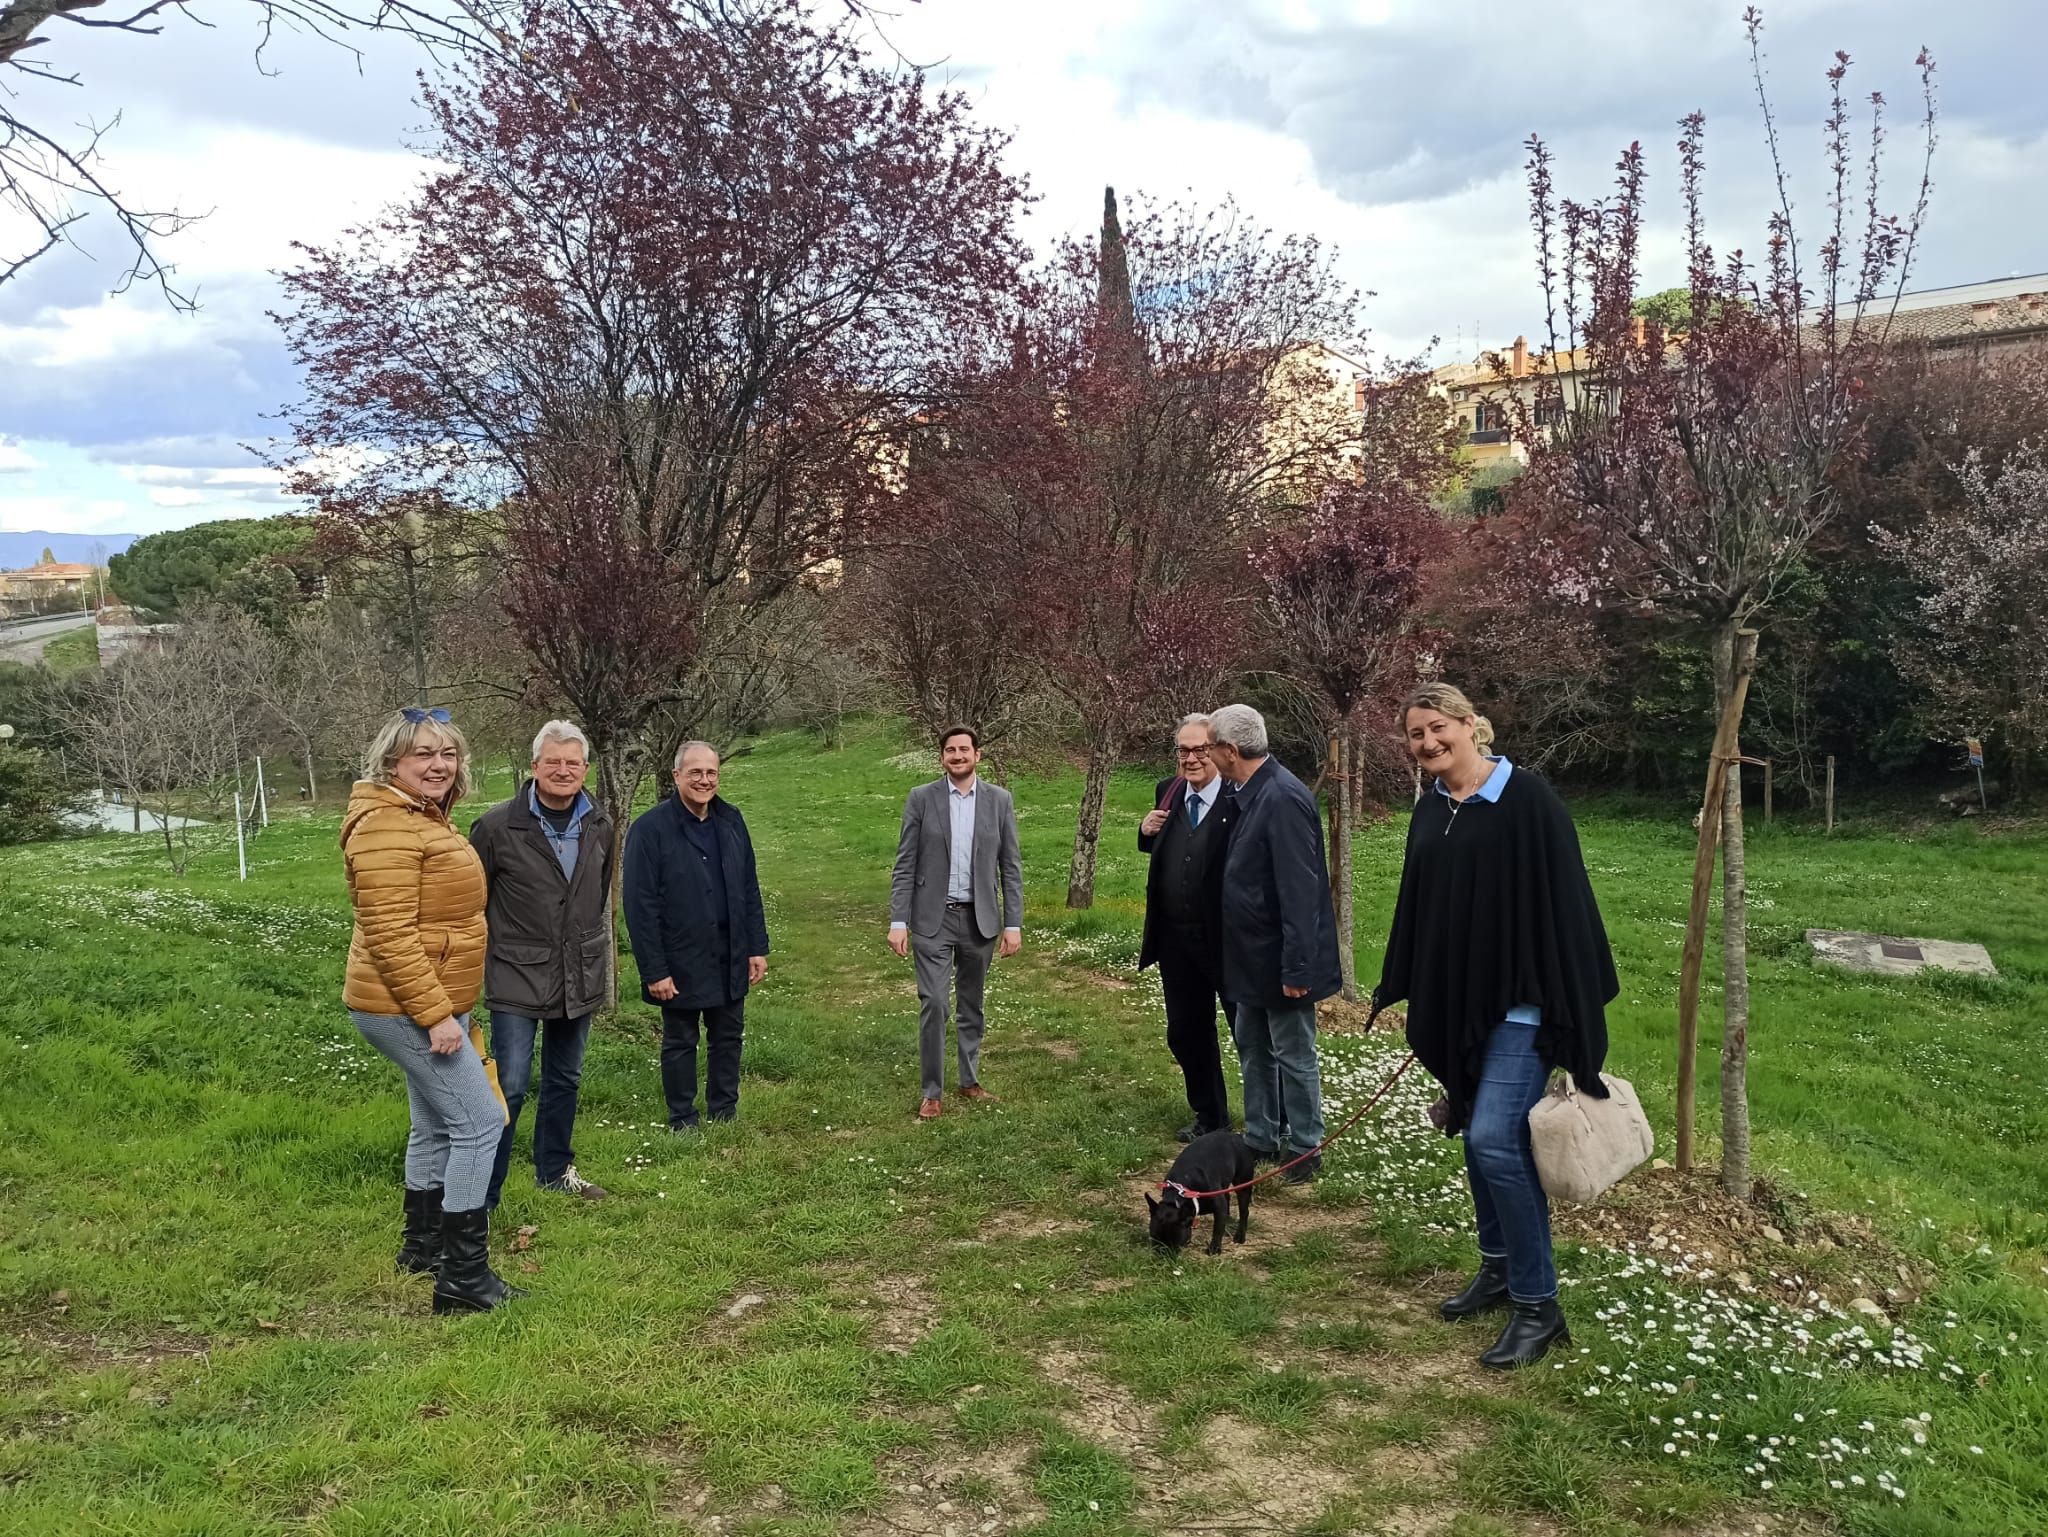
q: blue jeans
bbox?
[1230,1000,1324,1157]
[1464,1020,1556,1302]
[350,1010,501,1213]
[485,1013,592,1208]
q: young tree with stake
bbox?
[1519,10,1935,1195]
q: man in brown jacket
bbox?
[469,720,616,1206]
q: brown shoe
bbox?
[956,1085,1000,1103]
[917,1097,943,1120]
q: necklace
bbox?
[1441,765,1488,835]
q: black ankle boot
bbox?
[431,1207,524,1315]
[396,1186,443,1276]
[1439,1255,1509,1320]
[1479,1298,1570,1369]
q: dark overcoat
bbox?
[622,794,770,1009]
[1216,757,1342,1008]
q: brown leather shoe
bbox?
[917,1097,943,1120]
[956,1085,1000,1103]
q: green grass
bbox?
[1,719,2044,1535]
[38,621,97,673]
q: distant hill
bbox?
[0,531,139,571]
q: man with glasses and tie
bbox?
[1137,713,1238,1142]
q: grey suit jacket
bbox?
[890,777,1024,940]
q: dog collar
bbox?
[1161,1179,1201,1203]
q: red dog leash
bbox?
[1163,1002,1417,1201]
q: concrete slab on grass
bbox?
[1806,929,1997,979]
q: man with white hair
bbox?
[1204,703,1341,1185]
[625,739,771,1131]
[468,720,616,1205]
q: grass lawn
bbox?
[2,721,2043,1536]
[38,622,98,674]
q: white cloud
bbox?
[122,463,285,493]
[0,497,142,535]
[0,439,39,474]
[146,488,209,508]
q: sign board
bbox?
[1966,738,1985,767]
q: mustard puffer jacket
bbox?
[340,779,488,1029]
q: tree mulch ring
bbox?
[1556,1164,1933,1312]
[1317,996,1399,1034]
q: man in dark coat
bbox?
[470,719,616,1205]
[623,740,770,1130]
[1137,712,1237,1142]
[1206,703,1342,1184]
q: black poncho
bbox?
[1374,765,1617,1135]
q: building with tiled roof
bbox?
[1426,274,2048,487]
[0,556,101,617]
[1865,273,2048,360]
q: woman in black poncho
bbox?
[1374,683,1618,1369]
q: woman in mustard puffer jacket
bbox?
[342,707,517,1315]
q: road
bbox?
[0,612,94,665]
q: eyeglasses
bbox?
[401,706,452,725]
[1176,744,1214,757]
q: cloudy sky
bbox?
[2,0,2041,542]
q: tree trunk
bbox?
[593,735,640,1013]
[1329,730,1358,1002]
[1715,624,1757,1200]
[1674,626,1756,1174]
[301,742,318,805]
[1066,741,1116,909]
[401,547,430,707]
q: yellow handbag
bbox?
[465,1017,511,1125]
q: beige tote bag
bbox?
[1527,1072,1654,1204]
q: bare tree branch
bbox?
[1,0,530,299]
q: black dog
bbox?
[1146,1131,1257,1254]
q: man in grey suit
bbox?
[888,724,1024,1119]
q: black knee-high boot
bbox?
[431,1207,524,1315]
[396,1186,443,1276]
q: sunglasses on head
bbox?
[401,707,452,725]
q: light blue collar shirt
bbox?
[1432,753,1513,804]
[1185,774,1222,826]
[529,783,593,880]
[946,777,978,902]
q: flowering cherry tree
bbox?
[1879,439,2048,795]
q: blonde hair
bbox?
[363,710,475,807]
[1399,683,1495,752]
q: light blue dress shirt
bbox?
[1433,756,1540,1027]
[947,780,977,902]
